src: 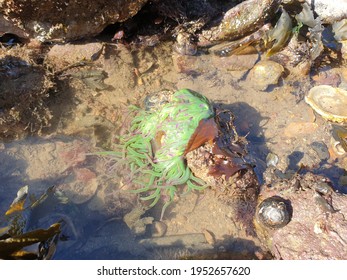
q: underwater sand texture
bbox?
[0,41,346,259]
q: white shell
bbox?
[305,85,347,123]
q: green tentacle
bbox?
[105,89,214,218]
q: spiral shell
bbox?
[256,196,291,229]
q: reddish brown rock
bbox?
[256,170,347,259]
[0,0,148,41]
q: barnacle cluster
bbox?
[114,89,215,217]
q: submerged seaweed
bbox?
[0,186,67,259]
[265,9,292,56]
[111,89,215,218]
[295,2,315,28]
[295,2,324,60]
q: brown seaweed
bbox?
[5,185,28,216]
[208,156,249,181]
[0,186,67,259]
[265,9,292,56]
[0,223,61,260]
[184,117,218,155]
[208,110,251,180]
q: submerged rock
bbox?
[247,60,284,91]
[0,0,148,41]
[0,49,53,139]
[46,42,105,71]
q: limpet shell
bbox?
[305,85,347,123]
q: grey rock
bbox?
[305,0,347,24]
[310,141,330,161]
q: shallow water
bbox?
[0,40,346,259]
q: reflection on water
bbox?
[1,40,347,259]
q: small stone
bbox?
[46,43,104,71]
[248,60,284,91]
[339,176,347,187]
[314,222,324,234]
[310,141,330,160]
[203,229,216,245]
[266,152,279,167]
[151,221,167,237]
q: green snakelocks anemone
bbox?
[118,89,214,217]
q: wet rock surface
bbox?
[0,48,53,139]
[1,0,347,260]
[305,0,347,24]
[0,0,148,41]
[257,170,347,259]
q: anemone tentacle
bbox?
[110,89,214,217]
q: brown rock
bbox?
[256,171,347,259]
[46,43,104,71]
[312,70,341,87]
[248,60,284,91]
[0,0,148,41]
[211,53,259,72]
[0,14,29,38]
[0,49,53,139]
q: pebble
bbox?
[310,141,330,160]
[203,229,216,245]
[266,152,279,167]
[339,175,347,187]
[248,60,284,91]
[151,221,168,238]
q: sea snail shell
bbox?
[256,196,291,229]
